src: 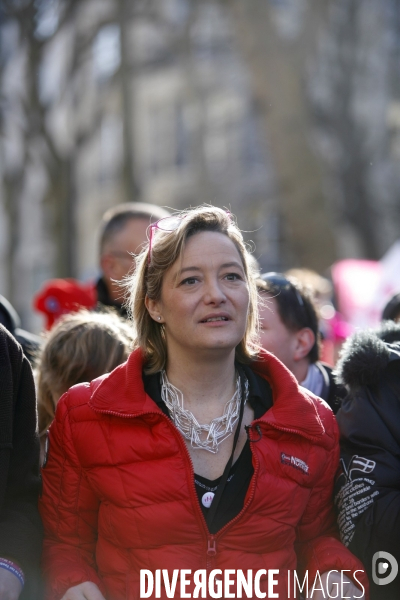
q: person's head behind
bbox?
[284,268,333,306]
[99,202,170,301]
[256,273,320,375]
[36,310,134,435]
[382,292,400,323]
[127,205,259,374]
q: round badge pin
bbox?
[202,492,215,508]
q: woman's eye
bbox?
[181,277,198,285]
[225,273,242,281]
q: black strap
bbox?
[205,367,247,529]
[315,362,330,402]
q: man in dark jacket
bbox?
[0,324,42,599]
[34,202,170,326]
[256,272,346,412]
[334,321,400,600]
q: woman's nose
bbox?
[203,279,226,304]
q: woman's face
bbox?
[147,231,250,360]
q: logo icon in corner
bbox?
[372,551,398,586]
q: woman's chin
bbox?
[191,338,239,355]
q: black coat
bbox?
[0,294,41,365]
[334,322,400,600]
[0,324,42,597]
[315,361,346,414]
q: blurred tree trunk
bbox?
[2,0,79,284]
[230,0,336,272]
[307,0,399,260]
[119,0,140,203]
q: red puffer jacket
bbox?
[39,349,368,600]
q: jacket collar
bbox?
[251,349,325,441]
[89,348,156,416]
[89,348,325,441]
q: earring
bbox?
[157,316,161,321]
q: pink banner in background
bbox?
[332,240,400,330]
[331,259,382,329]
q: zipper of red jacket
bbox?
[163,414,266,570]
[204,421,261,543]
[197,417,303,599]
[200,417,314,561]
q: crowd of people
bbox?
[0,202,399,600]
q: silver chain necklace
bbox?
[161,371,248,453]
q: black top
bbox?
[143,364,273,533]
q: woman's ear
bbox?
[145,296,163,323]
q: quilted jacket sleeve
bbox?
[39,390,106,600]
[295,401,369,597]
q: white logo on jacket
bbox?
[280,452,309,475]
[340,455,376,483]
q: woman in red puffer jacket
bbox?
[39,206,368,600]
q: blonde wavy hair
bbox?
[126,205,259,374]
[36,310,134,436]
